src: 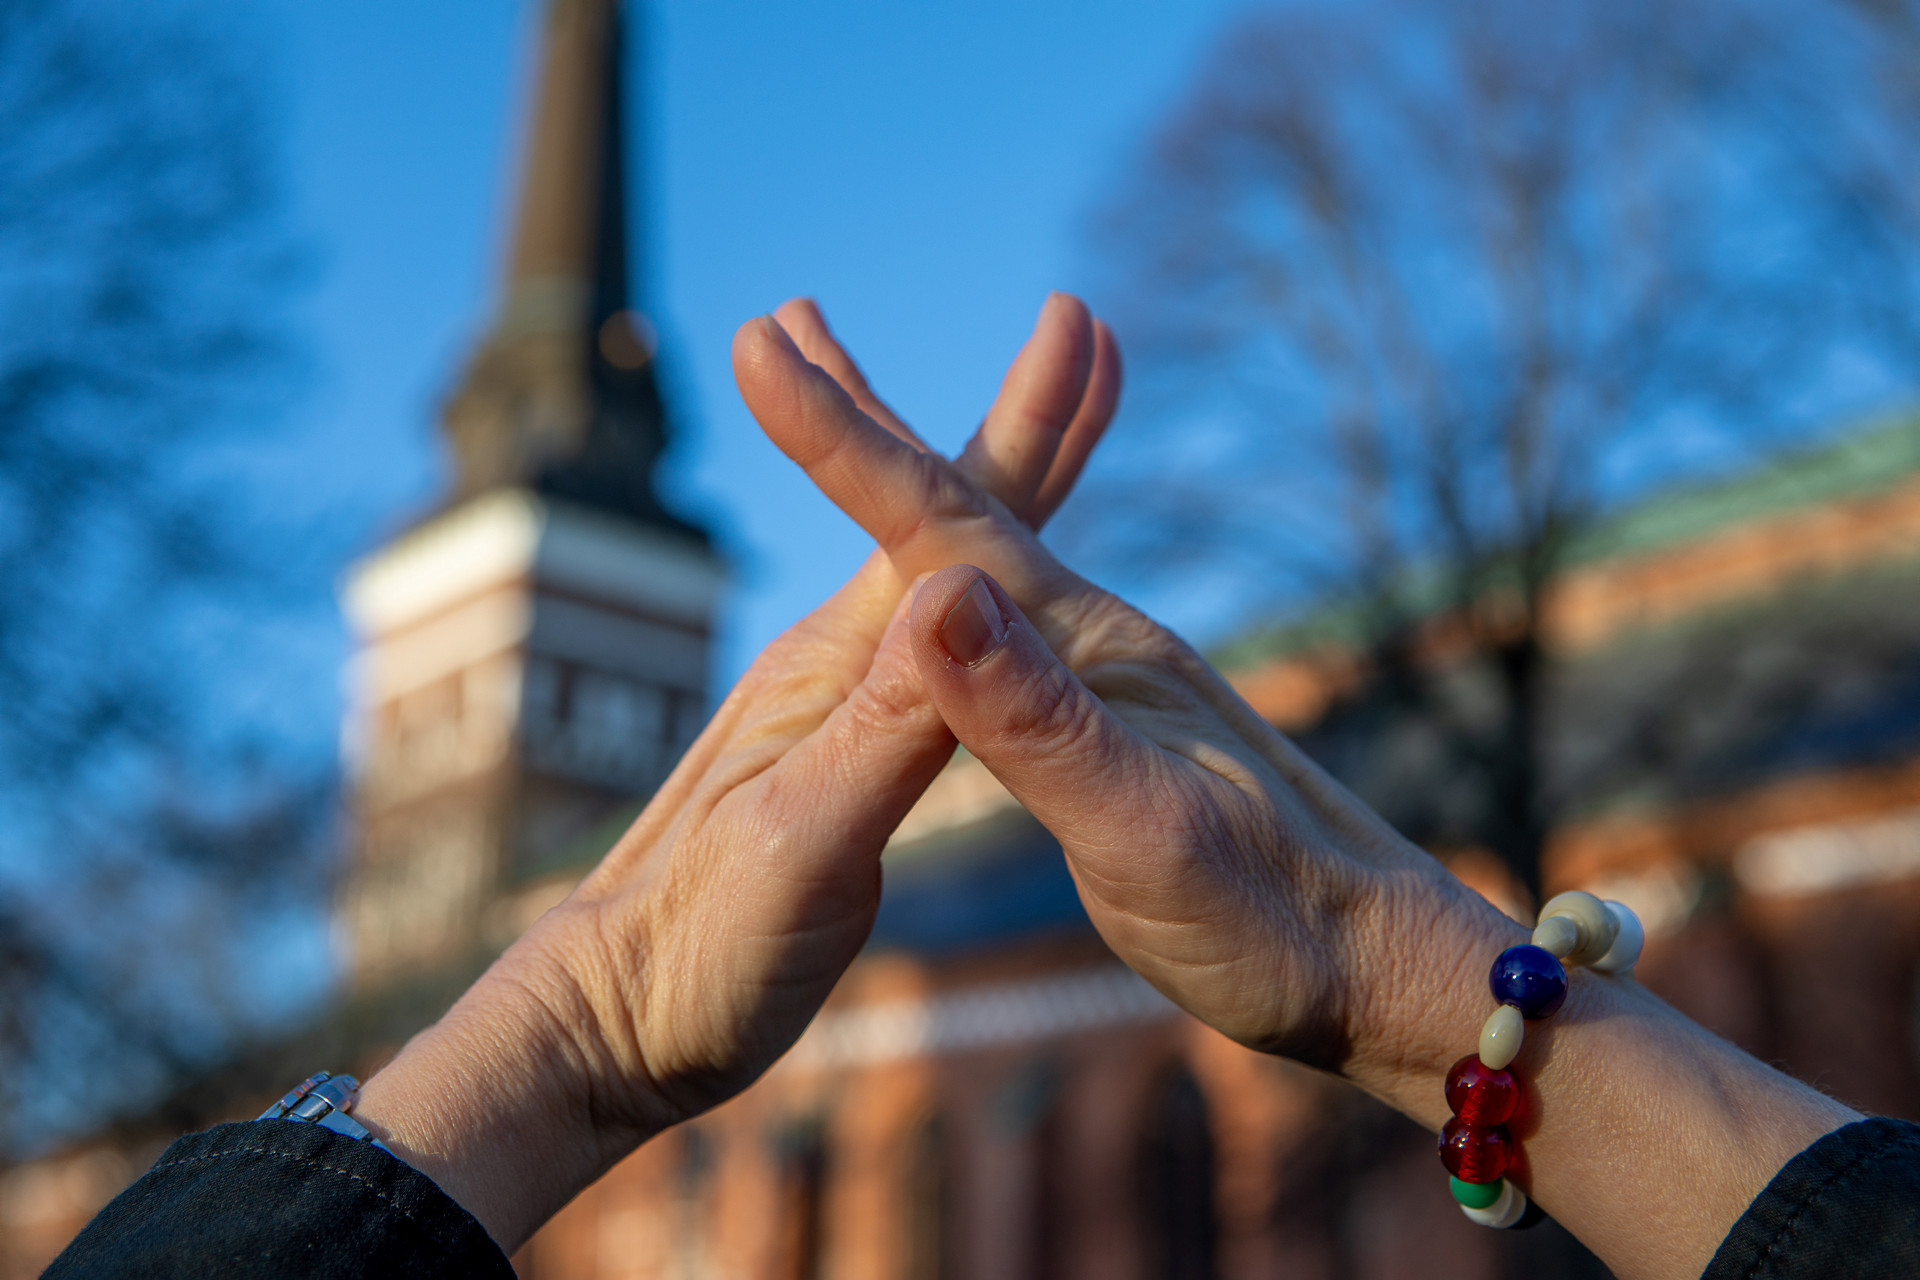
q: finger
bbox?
[587,549,910,887]
[775,295,1100,531]
[1028,319,1122,526]
[657,589,956,1066]
[772,297,929,451]
[956,293,1095,522]
[905,564,1161,857]
[733,314,987,554]
[760,581,956,867]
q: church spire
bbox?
[338,0,722,993]
[442,0,696,537]
[504,0,629,328]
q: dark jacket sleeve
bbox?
[1703,1116,1920,1279]
[42,1120,514,1279]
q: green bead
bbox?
[1451,1176,1504,1209]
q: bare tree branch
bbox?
[0,0,331,1156]
[1073,0,1920,894]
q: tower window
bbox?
[773,1119,828,1280]
[906,1115,957,1280]
[1139,1065,1220,1280]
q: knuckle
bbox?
[841,659,932,735]
[997,658,1102,759]
[1059,596,1211,717]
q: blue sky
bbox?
[0,0,1270,1109]
[17,0,1918,1145]
[258,0,1256,721]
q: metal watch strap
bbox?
[258,1071,393,1154]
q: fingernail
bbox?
[938,578,1007,667]
[761,313,799,355]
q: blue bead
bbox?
[1488,944,1568,1020]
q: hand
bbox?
[353,294,1121,1249]
[733,320,1857,1280]
[732,311,1500,1088]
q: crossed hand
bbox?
[358,293,1516,1249]
[731,300,1514,1103]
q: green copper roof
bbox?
[1562,414,1920,566]
[1212,412,1920,671]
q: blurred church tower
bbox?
[336,0,719,988]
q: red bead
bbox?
[1445,1054,1520,1126]
[1438,1118,1513,1182]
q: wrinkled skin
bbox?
[355,294,1124,1247]
[728,315,1519,1104]
[548,295,1122,1126]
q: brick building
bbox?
[6,3,1920,1278]
[505,423,1920,1280]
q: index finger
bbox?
[772,297,930,452]
[733,314,984,553]
[733,314,1069,602]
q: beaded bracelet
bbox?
[1439,890,1646,1229]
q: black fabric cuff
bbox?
[1702,1116,1920,1280]
[45,1119,514,1279]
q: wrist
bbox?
[1339,863,1528,1122]
[1327,868,1856,1280]
[353,924,665,1250]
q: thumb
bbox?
[906,565,1159,852]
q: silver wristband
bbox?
[258,1071,392,1154]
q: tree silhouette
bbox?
[0,0,325,1155]
[1081,0,1920,896]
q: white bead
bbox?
[1479,1004,1524,1069]
[1460,1179,1528,1228]
[1589,900,1644,975]
[1530,914,1580,958]
[1539,890,1618,968]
